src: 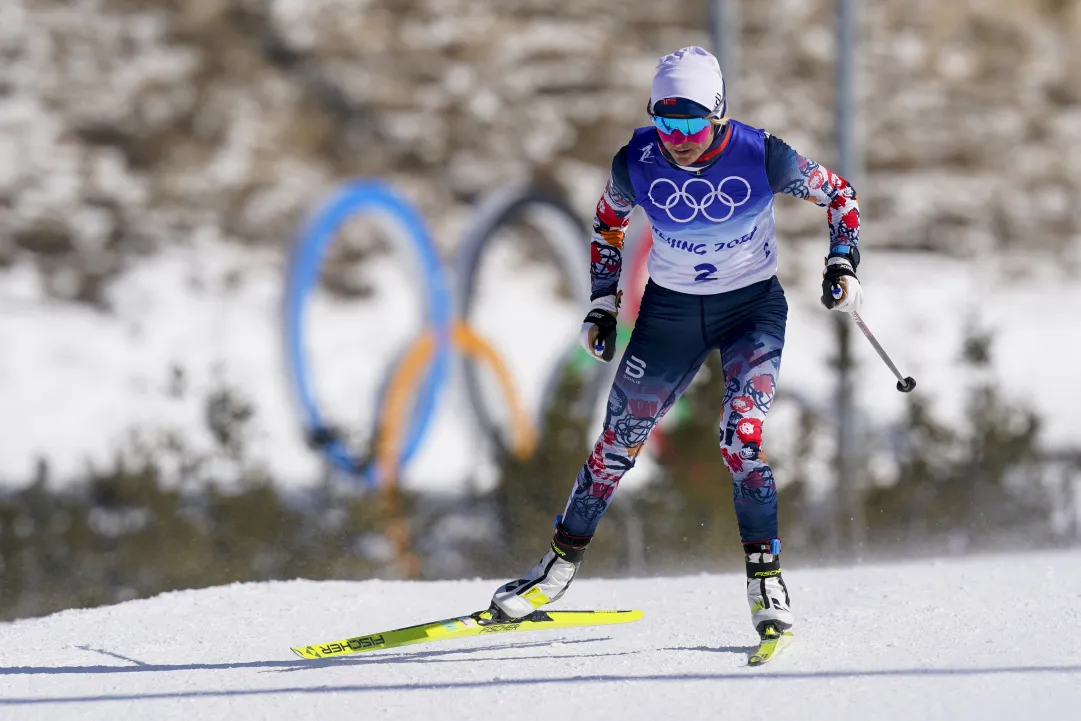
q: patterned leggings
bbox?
[560,276,788,543]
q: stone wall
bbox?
[3,0,1079,305]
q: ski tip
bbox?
[549,609,642,614]
[747,629,794,667]
[555,609,644,623]
[591,609,644,620]
[600,609,644,624]
[291,646,320,660]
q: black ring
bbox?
[456,186,609,455]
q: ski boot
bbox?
[490,523,591,621]
[745,539,793,636]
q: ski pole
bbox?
[851,312,917,393]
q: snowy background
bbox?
[5,228,1081,495]
[4,0,1081,495]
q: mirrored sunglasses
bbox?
[650,115,711,137]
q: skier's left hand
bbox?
[821,255,863,313]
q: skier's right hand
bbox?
[579,293,620,362]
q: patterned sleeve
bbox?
[590,146,637,300]
[764,134,859,259]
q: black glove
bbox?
[820,250,862,312]
[579,293,620,362]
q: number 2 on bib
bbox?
[694,263,718,283]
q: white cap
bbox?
[649,46,727,118]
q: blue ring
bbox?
[283,180,452,485]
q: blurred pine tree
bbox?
[862,328,1054,552]
[492,367,593,572]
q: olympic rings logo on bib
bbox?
[647,176,752,223]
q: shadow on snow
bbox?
[1,642,1079,706]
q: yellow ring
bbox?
[377,322,537,484]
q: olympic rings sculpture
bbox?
[284,181,449,483]
[284,180,602,487]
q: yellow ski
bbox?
[748,625,794,666]
[291,608,644,660]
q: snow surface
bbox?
[0,549,1079,720]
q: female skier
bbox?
[490,46,862,637]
